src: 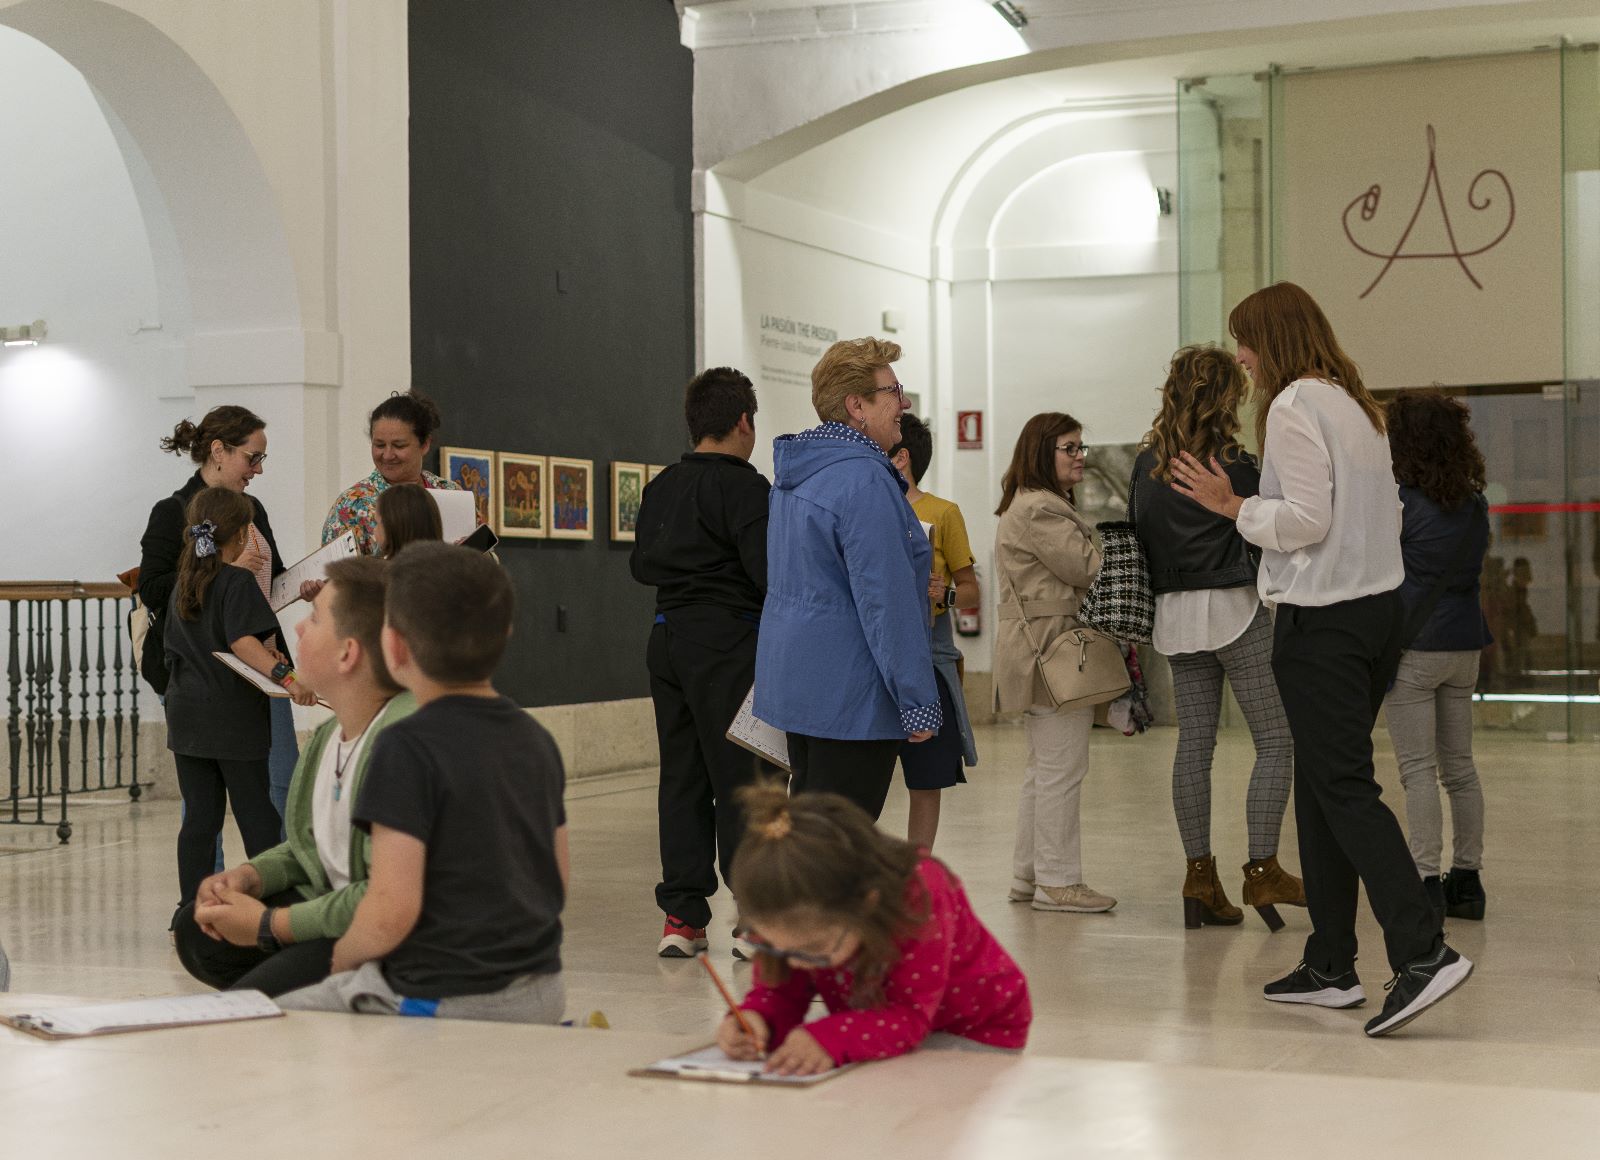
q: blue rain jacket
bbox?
[754,426,940,741]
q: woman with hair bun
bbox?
[321,390,461,556]
[140,405,300,833]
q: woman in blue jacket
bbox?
[1382,391,1492,921]
[755,337,941,821]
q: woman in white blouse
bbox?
[1171,282,1471,1039]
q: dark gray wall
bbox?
[409,0,694,705]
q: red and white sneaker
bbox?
[658,916,709,958]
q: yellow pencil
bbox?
[697,952,763,1056]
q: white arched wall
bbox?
[0,0,411,593]
[699,82,1177,674]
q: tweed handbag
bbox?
[1077,463,1155,644]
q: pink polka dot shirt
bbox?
[740,858,1032,1064]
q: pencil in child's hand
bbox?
[697,952,763,1056]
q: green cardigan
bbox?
[248,692,418,943]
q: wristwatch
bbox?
[269,662,297,688]
[257,907,282,954]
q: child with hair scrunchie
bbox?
[163,487,317,921]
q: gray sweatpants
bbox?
[1383,649,1484,877]
[278,960,565,1025]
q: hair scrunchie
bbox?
[188,520,218,559]
[759,813,792,841]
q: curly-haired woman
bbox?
[1133,345,1301,931]
[1382,390,1492,921]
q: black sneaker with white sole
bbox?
[1363,943,1473,1038]
[1263,961,1366,1008]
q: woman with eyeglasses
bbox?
[320,390,462,557]
[991,413,1116,914]
[755,337,941,822]
[140,406,300,833]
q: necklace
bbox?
[332,717,375,802]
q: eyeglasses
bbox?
[1055,442,1089,458]
[749,926,851,969]
[868,382,907,405]
[239,449,268,468]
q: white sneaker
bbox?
[1008,878,1035,902]
[1032,883,1117,913]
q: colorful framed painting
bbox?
[611,462,647,542]
[647,464,668,484]
[497,452,547,539]
[548,456,595,541]
[440,447,497,529]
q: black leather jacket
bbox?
[1130,447,1260,594]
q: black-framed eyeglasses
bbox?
[868,381,907,405]
[1055,442,1089,458]
[750,926,851,969]
[242,450,268,468]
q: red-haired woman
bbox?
[1170,282,1471,1038]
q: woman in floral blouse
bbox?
[322,390,461,555]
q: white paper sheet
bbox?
[726,685,790,771]
[432,488,479,543]
[3,991,282,1038]
[270,531,358,611]
[640,1045,855,1086]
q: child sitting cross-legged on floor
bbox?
[279,542,569,1023]
[716,784,1031,1075]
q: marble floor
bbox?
[3,722,1598,1099]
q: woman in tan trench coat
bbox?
[993,412,1116,914]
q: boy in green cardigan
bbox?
[176,557,415,996]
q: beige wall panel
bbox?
[1280,52,1562,388]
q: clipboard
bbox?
[2,991,283,1040]
[629,1044,859,1087]
[726,685,790,772]
[270,532,358,611]
[211,652,330,708]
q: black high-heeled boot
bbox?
[1442,868,1486,920]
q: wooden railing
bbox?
[0,582,143,843]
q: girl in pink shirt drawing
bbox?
[717,784,1031,1076]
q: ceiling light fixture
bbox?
[991,1,1027,30]
[2,320,46,348]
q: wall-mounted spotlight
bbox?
[1,320,46,348]
[1155,188,1174,217]
[991,1,1027,30]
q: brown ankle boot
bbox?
[1241,856,1306,932]
[1182,855,1243,928]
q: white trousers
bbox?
[1013,703,1094,887]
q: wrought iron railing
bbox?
[1,583,143,843]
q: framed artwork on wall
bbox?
[548,456,595,540]
[647,464,668,484]
[611,462,647,542]
[440,447,497,529]
[497,452,547,539]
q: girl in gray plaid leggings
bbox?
[1132,347,1305,931]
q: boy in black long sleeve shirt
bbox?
[630,367,770,959]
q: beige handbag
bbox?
[1002,570,1130,711]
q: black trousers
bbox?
[647,618,764,930]
[787,734,903,822]
[172,891,336,997]
[1272,590,1442,975]
[171,754,281,905]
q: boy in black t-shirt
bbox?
[280,543,569,1023]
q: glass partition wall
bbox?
[1177,47,1599,740]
